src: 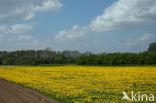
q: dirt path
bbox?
[0,79,58,103]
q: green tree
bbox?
[2,57,15,65]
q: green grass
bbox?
[0,63,156,67]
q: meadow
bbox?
[0,66,156,103]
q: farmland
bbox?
[0,66,156,103]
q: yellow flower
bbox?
[0,66,155,103]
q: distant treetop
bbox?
[148,42,156,52]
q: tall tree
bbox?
[148,42,156,52]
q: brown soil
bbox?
[0,79,58,103]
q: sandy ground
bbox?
[0,79,58,103]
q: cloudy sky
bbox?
[0,0,156,53]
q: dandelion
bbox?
[0,66,155,103]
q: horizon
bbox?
[0,47,150,54]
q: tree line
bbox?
[0,49,80,65]
[0,49,156,66]
[0,42,156,66]
[76,52,156,65]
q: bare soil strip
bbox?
[0,79,58,103]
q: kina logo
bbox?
[121,91,155,102]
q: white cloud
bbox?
[119,33,155,52]
[15,36,46,50]
[33,0,62,12]
[7,24,33,34]
[55,0,156,41]
[0,23,45,50]
[89,0,156,32]
[24,12,35,21]
[0,33,46,50]
[0,25,6,30]
[0,0,62,50]
[0,34,3,38]
[0,0,62,23]
[55,25,89,41]
[17,35,32,41]
[14,37,47,50]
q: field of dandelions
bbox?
[0,66,156,103]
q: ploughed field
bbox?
[0,66,156,103]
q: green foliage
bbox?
[148,42,156,52]
[0,58,2,65]
[0,50,80,66]
[76,52,156,65]
[0,44,156,66]
[2,57,15,65]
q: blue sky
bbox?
[0,0,156,53]
[32,0,116,36]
